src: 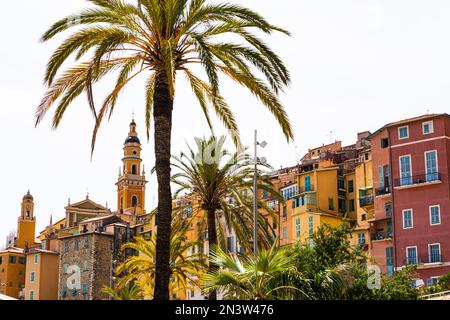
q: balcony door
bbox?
[425,151,438,182]
[399,155,412,186]
[305,176,311,192]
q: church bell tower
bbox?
[116,119,147,213]
[16,190,36,249]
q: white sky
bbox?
[1,0,450,244]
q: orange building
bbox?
[23,249,59,300]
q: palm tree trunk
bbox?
[153,71,174,300]
[207,208,218,300]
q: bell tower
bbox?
[116,119,147,213]
[16,190,36,249]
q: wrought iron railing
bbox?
[394,173,441,187]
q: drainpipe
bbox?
[387,128,398,275]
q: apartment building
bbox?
[370,114,450,285]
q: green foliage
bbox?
[203,223,420,300]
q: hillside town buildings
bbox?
[1,113,450,299]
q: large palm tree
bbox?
[171,135,282,299]
[110,209,207,299]
[36,0,292,299]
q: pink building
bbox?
[370,114,450,285]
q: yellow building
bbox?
[350,157,374,257]
[23,249,59,300]
[0,191,38,299]
[0,247,26,299]
[292,167,344,245]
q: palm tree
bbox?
[202,244,307,300]
[111,208,207,299]
[102,282,144,300]
[171,135,282,299]
[36,0,292,299]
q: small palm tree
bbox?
[171,136,282,299]
[102,282,144,300]
[111,209,207,299]
[202,244,307,300]
[36,1,292,299]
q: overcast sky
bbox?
[1,0,450,245]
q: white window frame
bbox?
[29,290,35,301]
[424,150,439,181]
[34,254,38,264]
[398,126,409,139]
[422,121,434,135]
[402,209,414,229]
[429,205,441,226]
[406,246,418,265]
[30,271,36,283]
[399,155,412,186]
[428,243,441,264]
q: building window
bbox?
[74,240,79,251]
[403,209,413,229]
[9,256,17,264]
[63,264,68,274]
[0,256,2,265]
[305,176,312,192]
[62,286,68,298]
[425,151,438,181]
[281,185,298,200]
[227,236,235,253]
[348,180,354,193]
[30,271,36,282]
[338,179,345,190]
[295,218,301,238]
[398,126,409,139]
[429,243,441,263]
[83,260,89,271]
[399,155,412,186]
[406,246,417,265]
[262,190,268,199]
[380,138,389,148]
[427,277,439,286]
[18,257,25,264]
[422,121,433,135]
[328,198,334,210]
[82,283,88,295]
[349,199,355,212]
[29,291,34,300]
[8,281,13,287]
[132,164,137,175]
[385,202,392,218]
[34,254,38,264]
[358,233,366,245]
[283,205,287,218]
[361,214,367,221]
[282,227,287,239]
[132,196,138,207]
[308,216,314,236]
[84,237,89,249]
[430,205,441,225]
[64,241,69,253]
[308,239,314,248]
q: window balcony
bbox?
[371,231,393,241]
[375,186,391,196]
[394,173,441,188]
[359,195,374,207]
[404,254,443,266]
[298,185,315,194]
